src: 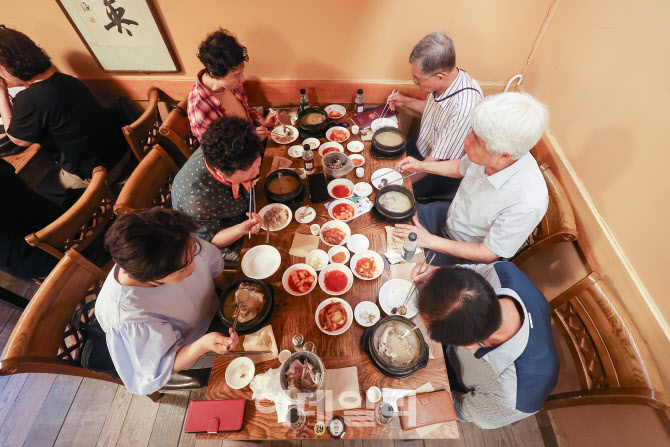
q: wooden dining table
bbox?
[198,108,458,441]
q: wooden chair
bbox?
[158,98,199,166]
[113,144,179,216]
[25,166,114,261]
[512,163,578,265]
[544,272,670,418]
[0,249,211,402]
[122,87,162,162]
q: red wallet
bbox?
[184,399,246,433]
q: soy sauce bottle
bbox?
[302,144,314,173]
[355,89,365,114]
[300,89,309,111]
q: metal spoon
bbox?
[397,252,436,315]
[400,321,425,340]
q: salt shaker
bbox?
[292,334,305,351]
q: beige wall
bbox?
[4,0,551,82]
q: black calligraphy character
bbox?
[103,0,138,36]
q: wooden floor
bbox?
[0,271,558,447]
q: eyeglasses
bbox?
[231,125,258,151]
[412,72,443,85]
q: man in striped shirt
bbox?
[388,31,482,198]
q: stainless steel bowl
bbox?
[279,351,327,403]
[322,152,353,179]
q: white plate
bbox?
[225,357,255,390]
[354,301,381,327]
[378,279,418,318]
[354,182,373,197]
[319,220,351,246]
[318,264,354,296]
[325,104,347,120]
[327,199,356,222]
[371,168,403,189]
[346,234,370,254]
[371,118,398,132]
[315,297,353,335]
[288,145,304,158]
[305,249,329,271]
[271,125,299,145]
[282,263,318,296]
[327,178,355,199]
[326,126,350,143]
[350,250,384,281]
[347,141,364,153]
[303,138,320,150]
[349,154,365,167]
[318,141,344,157]
[241,245,281,279]
[295,206,316,223]
[328,246,350,264]
[259,204,292,231]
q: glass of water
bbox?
[286,406,306,431]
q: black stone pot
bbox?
[372,127,406,158]
[374,185,418,221]
[264,169,304,203]
[297,107,330,135]
[218,279,274,335]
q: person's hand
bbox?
[395,156,424,174]
[412,263,439,283]
[393,215,434,248]
[255,126,270,140]
[387,91,411,111]
[262,110,279,127]
[201,331,238,355]
[242,212,262,234]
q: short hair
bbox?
[0,26,51,81]
[409,31,456,75]
[201,116,262,176]
[197,29,248,78]
[470,92,549,159]
[104,208,199,282]
[418,266,502,346]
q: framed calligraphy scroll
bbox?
[57,0,179,73]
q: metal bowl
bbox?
[279,351,327,403]
[218,279,274,335]
[264,169,304,203]
[374,185,417,221]
[322,152,354,179]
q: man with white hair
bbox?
[393,92,549,264]
[388,31,482,197]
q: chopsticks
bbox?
[248,187,255,238]
[378,89,397,121]
[401,322,425,340]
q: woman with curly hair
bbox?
[187,28,278,141]
[0,26,128,205]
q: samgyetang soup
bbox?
[379,191,412,213]
[375,131,404,147]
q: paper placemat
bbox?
[289,233,320,258]
[323,366,361,411]
[270,156,292,173]
[390,263,416,281]
[242,325,278,363]
[385,226,405,253]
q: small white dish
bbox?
[326,126,350,143]
[378,279,418,318]
[328,199,356,222]
[241,245,281,279]
[295,206,316,224]
[366,386,382,403]
[371,118,398,132]
[350,249,384,281]
[310,223,321,235]
[305,249,329,271]
[318,141,344,157]
[346,234,370,254]
[315,297,353,336]
[346,141,364,153]
[278,350,292,363]
[356,302,381,328]
[349,154,365,168]
[327,178,355,199]
[318,264,354,296]
[325,104,346,119]
[371,168,403,189]
[225,357,255,390]
[354,182,373,197]
[271,125,299,144]
[258,203,292,231]
[319,220,351,246]
[328,246,350,264]
[288,145,304,158]
[282,263,318,296]
[303,137,320,150]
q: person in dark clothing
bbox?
[0,159,63,280]
[0,26,129,205]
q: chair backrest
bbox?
[158,98,199,166]
[513,163,578,265]
[25,166,115,259]
[122,87,161,162]
[550,272,664,393]
[0,249,117,383]
[113,144,179,216]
